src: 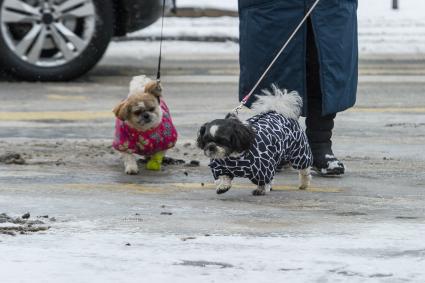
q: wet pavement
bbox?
[0,46,425,282]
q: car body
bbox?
[114,0,165,36]
[0,0,170,81]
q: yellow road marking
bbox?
[173,182,342,193]
[0,111,112,121]
[47,94,88,101]
[64,183,165,193]
[271,185,342,193]
[0,107,424,121]
[349,107,425,113]
[63,183,342,193]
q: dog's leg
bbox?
[146,151,165,171]
[298,168,311,190]
[216,175,232,194]
[252,183,271,196]
[122,152,139,175]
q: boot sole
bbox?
[312,166,345,177]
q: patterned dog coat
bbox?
[113,100,178,156]
[209,112,312,186]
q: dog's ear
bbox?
[144,80,162,97]
[196,123,208,149]
[231,122,255,152]
[225,113,238,120]
[113,99,130,121]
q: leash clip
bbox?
[232,103,244,116]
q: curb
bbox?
[167,8,237,18]
[114,35,238,43]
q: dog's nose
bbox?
[207,144,216,152]
[141,113,151,123]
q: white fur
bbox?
[129,75,152,96]
[216,175,232,193]
[122,152,139,174]
[298,168,311,190]
[205,144,227,159]
[212,146,227,159]
[251,84,303,120]
[252,183,272,195]
[209,125,219,137]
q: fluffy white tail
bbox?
[251,84,303,119]
[128,75,152,96]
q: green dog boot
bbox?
[146,152,164,171]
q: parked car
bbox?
[0,0,169,81]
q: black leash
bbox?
[156,0,167,81]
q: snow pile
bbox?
[130,17,238,39]
[0,213,51,236]
[358,0,425,54]
[106,41,239,60]
[177,0,236,10]
[128,0,425,56]
[1,223,425,282]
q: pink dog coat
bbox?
[113,100,178,156]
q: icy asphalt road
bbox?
[0,43,425,282]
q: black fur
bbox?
[196,118,255,156]
[210,112,313,187]
[229,120,255,152]
[225,113,238,120]
[196,123,207,149]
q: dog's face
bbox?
[113,81,163,131]
[197,114,255,159]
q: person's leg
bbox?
[305,18,345,176]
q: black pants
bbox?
[305,18,335,149]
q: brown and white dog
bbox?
[112,76,178,174]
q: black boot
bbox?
[305,101,345,176]
[305,18,344,176]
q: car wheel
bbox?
[0,0,113,81]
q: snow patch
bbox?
[125,0,425,55]
[0,222,21,228]
[1,224,425,282]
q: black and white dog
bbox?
[197,86,313,196]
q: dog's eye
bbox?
[133,110,142,116]
[216,137,228,144]
[148,107,155,112]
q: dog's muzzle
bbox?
[204,143,217,157]
[139,113,152,124]
[204,143,227,159]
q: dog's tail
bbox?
[251,84,303,119]
[129,75,152,96]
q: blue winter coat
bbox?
[238,0,358,115]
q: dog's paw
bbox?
[216,183,231,194]
[298,168,311,190]
[252,184,271,196]
[146,152,164,171]
[146,160,162,171]
[125,165,139,175]
[252,188,266,196]
[216,176,232,194]
[298,183,309,190]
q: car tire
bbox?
[0,0,114,81]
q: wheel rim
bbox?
[0,0,95,67]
